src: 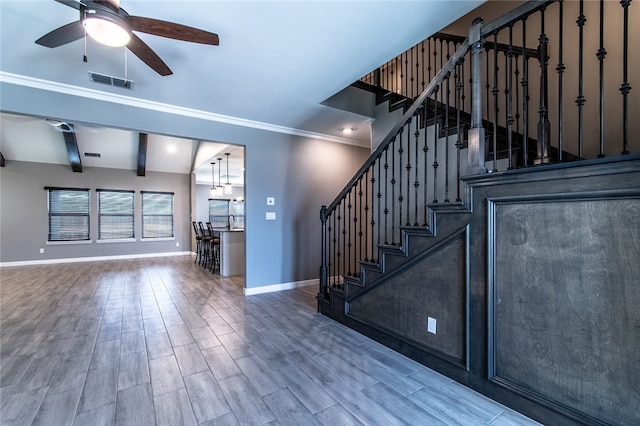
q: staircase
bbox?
[317,1,640,425]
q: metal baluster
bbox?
[440,39,445,109]
[423,99,430,226]
[492,33,499,171]
[332,209,340,287]
[620,0,631,155]
[428,38,433,83]
[522,17,530,167]
[391,136,397,245]
[576,0,586,159]
[384,148,389,245]
[536,7,551,165]
[455,59,463,202]
[514,53,520,139]
[348,190,354,276]
[356,177,362,274]
[507,25,515,169]
[398,128,404,229]
[414,111,421,224]
[461,57,467,118]
[410,47,415,99]
[364,169,369,263]
[597,0,606,157]
[406,119,412,225]
[433,85,440,203]
[421,41,426,94]
[486,45,491,125]
[338,198,347,275]
[444,70,451,202]
[376,154,382,254]
[556,0,565,162]
[401,51,406,98]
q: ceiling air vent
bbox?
[88,72,134,90]
[84,152,101,158]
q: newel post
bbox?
[467,18,487,175]
[318,205,328,302]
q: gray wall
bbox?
[0,162,190,262]
[0,81,369,290]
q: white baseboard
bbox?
[244,278,318,296]
[0,251,192,267]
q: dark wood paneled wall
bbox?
[489,195,640,425]
[323,157,640,426]
[348,227,469,367]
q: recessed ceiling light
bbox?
[340,127,355,134]
[167,145,177,154]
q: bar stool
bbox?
[197,222,211,267]
[206,222,221,273]
[192,221,203,263]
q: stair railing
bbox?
[319,33,474,298]
[319,0,638,300]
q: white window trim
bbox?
[46,240,93,246]
[96,238,136,244]
[140,237,175,242]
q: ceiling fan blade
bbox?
[54,0,83,10]
[127,33,173,76]
[35,21,84,48]
[128,16,219,45]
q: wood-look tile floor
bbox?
[0,256,541,425]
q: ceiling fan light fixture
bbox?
[84,16,130,47]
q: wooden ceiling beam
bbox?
[137,132,148,176]
[61,123,82,172]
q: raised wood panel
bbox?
[347,227,468,366]
[488,194,640,426]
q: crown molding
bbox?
[0,72,370,148]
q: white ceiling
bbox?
[0,0,485,184]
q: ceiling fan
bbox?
[35,0,219,76]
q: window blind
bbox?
[98,190,134,239]
[47,188,90,241]
[142,192,174,238]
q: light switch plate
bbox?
[266,212,276,220]
[267,197,275,206]
[427,317,437,334]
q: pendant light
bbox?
[215,157,224,196]
[210,162,216,197]
[224,153,233,195]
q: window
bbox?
[232,200,245,229]
[209,199,230,228]
[47,188,90,241]
[98,190,134,240]
[142,191,174,238]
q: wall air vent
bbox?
[84,152,101,158]
[88,72,134,90]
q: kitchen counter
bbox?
[212,228,245,277]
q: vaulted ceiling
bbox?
[0,0,485,183]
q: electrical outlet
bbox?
[266,212,276,220]
[39,248,44,254]
[176,242,180,247]
[427,317,437,334]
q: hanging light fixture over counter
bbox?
[224,153,233,195]
[210,162,217,197]
[215,157,224,196]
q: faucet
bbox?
[228,215,235,229]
